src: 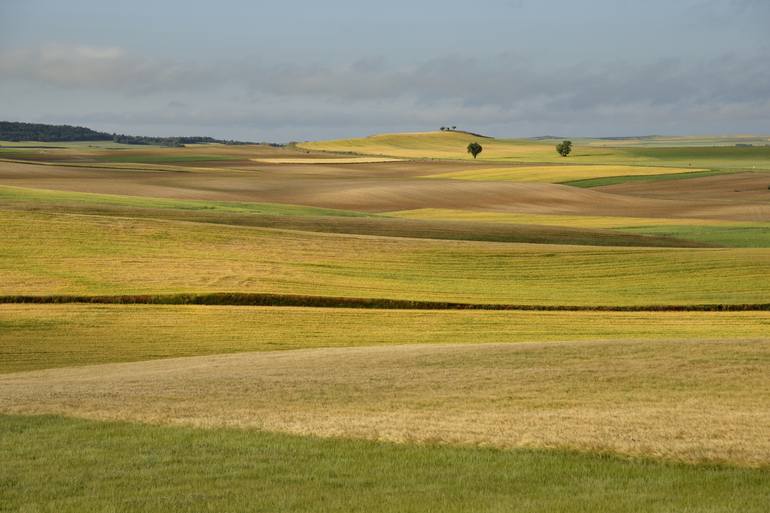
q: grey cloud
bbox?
[5,43,769,111]
[0,44,218,94]
[3,43,770,140]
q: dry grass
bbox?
[5,304,770,373]
[3,339,769,466]
[426,165,704,183]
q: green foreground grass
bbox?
[1,415,768,513]
[4,304,770,373]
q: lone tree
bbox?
[467,142,483,159]
[556,140,573,157]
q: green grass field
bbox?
[4,415,768,513]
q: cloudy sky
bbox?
[1,0,768,141]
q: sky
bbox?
[1,0,769,142]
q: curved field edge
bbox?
[5,304,770,373]
[4,415,768,513]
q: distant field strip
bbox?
[425,165,704,183]
[3,210,770,305]
[564,169,728,188]
[4,304,770,373]
[389,209,735,228]
[390,209,770,247]
[250,157,403,164]
[3,340,770,466]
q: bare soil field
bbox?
[2,159,770,221]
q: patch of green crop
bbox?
[2,415,769,513]
[563,169,728,188]
[618,224,770,248]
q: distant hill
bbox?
[0,121,263,147]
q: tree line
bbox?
[0,121,266,146]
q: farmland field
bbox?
[3,131,770,511]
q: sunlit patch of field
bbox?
[299,131,562,160]
[424,164,706,183]
[3,210,770,304]
[5,304,770,373]
[3,339,770,466]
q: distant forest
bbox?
[0,121,265,146]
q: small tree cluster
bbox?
[439,126,458,131]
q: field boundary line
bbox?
[2,293,769,311]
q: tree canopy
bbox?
[467,142,483,159]
[556,140,573,157]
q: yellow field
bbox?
[5,210,770,305]
[5,304,770,373]
[3,338,769,466]
[425,165,704,183]
[388,209,739,228]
